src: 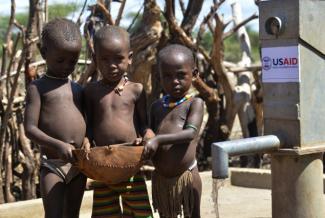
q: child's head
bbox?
[93,25,132,83]
[158,44,198,99]
[40,18,82,78]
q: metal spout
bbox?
[211,135,280,179]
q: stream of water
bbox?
[212,178,225,218]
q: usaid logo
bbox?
[262,56,272,71]
[272,57,298,67]
[262,46,299,83]
[262,56,298,71]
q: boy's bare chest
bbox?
[155,104,189,133]
[41,85,78,105]
[95,92,135,112]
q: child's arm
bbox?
[24,84,75,162]
[142,98,204,160]
[82,85,95,147]
[135,85,155,140]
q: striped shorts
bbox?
[91,174,153,218]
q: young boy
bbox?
[24,19,87,217]
[84,25,153,218]
[142,44,204,218]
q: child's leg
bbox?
[40,167,65,218]
[91,181,121,218]
[121,175,153,218]
[191,167,202,218]
[63,173,87,218]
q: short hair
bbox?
[93,25,130,52]
[158,44,195,67]
[41,18,81,48]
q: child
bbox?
[142,44,204,218]
[24,19,87,217]
[84,25,154,218]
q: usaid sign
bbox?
[262,46,299,83]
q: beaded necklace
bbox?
[162,94,192,108]
[114,75,128,96]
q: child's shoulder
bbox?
[188,96,204,113]
[127,81,143,90]
[191,96,204,105]
[126,81,144,96]
[26,76,49,93]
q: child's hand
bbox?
[133,138,143,145]
[143,128,155,141]
[81,138,91,151]
[57,143,76,163]
[141,137,159,161]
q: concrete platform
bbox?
[0,171,273,218]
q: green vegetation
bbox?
[0,2,82,54]
[124,11,143,34]
[199,26,260,64]
[48,3,81,20]
[224,27,260,63]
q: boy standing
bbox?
[142,44,204,218]
[84,25,153,218]
[24,19,87,218]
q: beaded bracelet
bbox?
[185,124,198,131]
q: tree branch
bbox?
[0,28,28,204]
[5,0,16,55]
[211,13,236,137]
[77,0,88,25]
[127,3,143,32]
[1,0,16,77]
[164,0,211,62]
[24,0,40,85]
[115,0,126,26]
[94,2,114,25]
[223,13,258,40]
[197,3,219,46]
[178,0,185,16]
[180,0,204,35]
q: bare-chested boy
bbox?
[142,44,204,218]
[84,25,153,218]
[24,19,86,218]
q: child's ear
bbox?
[192,68,199,80]
[128,51,133,65]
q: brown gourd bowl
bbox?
[72,143,144,184]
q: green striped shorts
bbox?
[91,174,153,218]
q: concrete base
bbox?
[231,167,272,189]
[271,154,325,218]
[230,167,325,192]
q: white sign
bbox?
[262,46,299,83]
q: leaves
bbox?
[0,2,82,50]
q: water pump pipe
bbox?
[211,135,280,179]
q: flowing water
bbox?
[212,178,225,218]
